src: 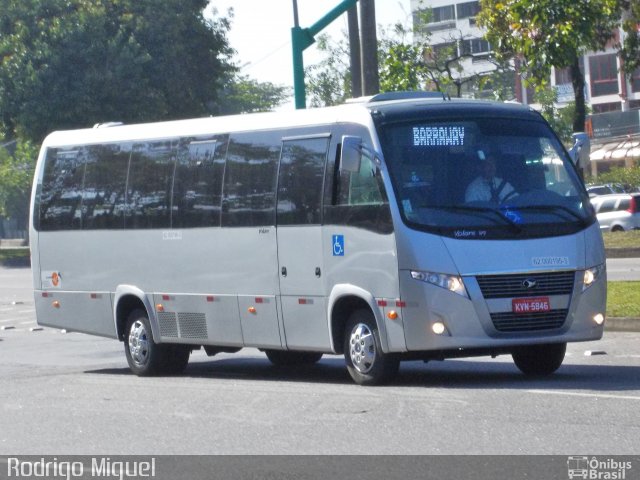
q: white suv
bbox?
[590,193,640,232]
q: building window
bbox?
[632,68,640,93]
[629,100,640,110]
[460,38,491,56]
[456,1,480,19]
[592,102,622,113]
[430,5,455,23]
[555,67,571,85]
[589,54,619,97]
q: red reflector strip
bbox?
[206,296,215,303]
[255,297,264,304]
[90,293,98,299]
[298,298,307,305]
[162,295,170,301]
[377,300,388,307]
[396,300,406,308]
[42,292,49,298]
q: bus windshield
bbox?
[377,116,595,239]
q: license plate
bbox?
[512,296,551,314]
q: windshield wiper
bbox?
[418,205,523,233]
[515,205,589,226]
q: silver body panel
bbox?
[30,100,606,359]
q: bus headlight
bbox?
[411,271,468,298]
[583,264,605,291]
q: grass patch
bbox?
[607,281,640,317]
[0,247,30,266]
[602,230,640,250]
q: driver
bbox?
[465,153,516,203]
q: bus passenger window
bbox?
[277,137,328,226]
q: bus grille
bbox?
[491,309,568,332]
[157,311,208,339]
[476,271,575,299]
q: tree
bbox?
[620,0,640,75]
[0,0,236,142]
[305,11,515,107]
[0,139,37,228]
[478,0,620,133]
[217,75,291,115]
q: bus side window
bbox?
[277,137,329,226]
[172,135,228,229]
[125,140,176,229]
[324,141,393,234]
[336,153,385,206]
[39,147,85,231]
[221,131,280,227]
[82,143,130,230]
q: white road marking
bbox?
[528,390,640,401]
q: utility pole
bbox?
[348,6,362,98]
[359,0,379,95]
[291,0,358,109]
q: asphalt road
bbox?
[1,266,640,455]
[0,327,639,455]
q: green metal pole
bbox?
[291,0,358,109]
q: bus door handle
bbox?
[315,267,321,278]
[281,266,287,277]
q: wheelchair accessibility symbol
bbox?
[332,235,345,256]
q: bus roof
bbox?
[41,96,537,147]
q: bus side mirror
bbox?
[569,132,590,168]
[341,136,363,173]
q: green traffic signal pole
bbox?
[292,0,358,109]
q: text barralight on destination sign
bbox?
[412,126,465,147]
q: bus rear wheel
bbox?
[264,350,323,366]
[124,309,190,376]
[343,309,399,386]
[512,342,566,376]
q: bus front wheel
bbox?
[124,309,190,376]
[512,343,566,376]
[343,309,399,386]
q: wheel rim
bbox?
[128,320,150,367]
[349,323,375,373]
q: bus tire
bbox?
[124,309,189,376]
[264,350,323,366]
[512,342,566,376]
[343,309,399,386]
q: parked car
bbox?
[586,183,626,197]
[590,193,640,232]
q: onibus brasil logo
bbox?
[567,456,633,479]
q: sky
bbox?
[209,0,412,94]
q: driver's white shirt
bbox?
[465,176,515,203]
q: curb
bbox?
[605,317,640,332]
[605,248,640,258]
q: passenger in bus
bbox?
[465,154,517,204]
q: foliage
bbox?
[0,0,236,142]
[588,166,640,190]
[0,139,37,224]
[306,9,516,107]
[620,0,640,75]
[535,88,589,145]
[478,0,620,132]
[305,34,353,107]
[217,75,291,115]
